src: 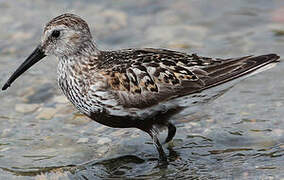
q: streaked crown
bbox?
[44,13,91,35]
[41,13,94,57]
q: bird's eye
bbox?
[51,30,60,38]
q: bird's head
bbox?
[2,13,93,90]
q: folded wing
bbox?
[97,49,279,108]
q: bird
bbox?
[2,13,280,165]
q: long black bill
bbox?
[2,45,46,91]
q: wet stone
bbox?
[1,129,13,138]
[53,95,69,104]
[97,137,112,145]
[36,107,57,120]
[96,146,109,156]
[0,147,10,152]
[53,104,74,118]
[17,87,36,102]
[35,172,69,180]
[64,116,91,126]
[42,135,74,148]
[15,103,40,113]
[77,138,89,143]
[92,125,107,133]
[111,129,128,137]
[167,43,191,49]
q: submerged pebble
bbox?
[77,137,89,143]
[36,107,57,120]
[97,137,112,145]
[1,129,13,138]
[96,146,109,156]
[15,103,40,113]
[53,95,69,104]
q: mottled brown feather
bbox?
[91,49,279,108]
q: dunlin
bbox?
[2,13,280,165]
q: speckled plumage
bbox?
[2,13,280,164]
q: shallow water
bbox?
[0,0,284,179]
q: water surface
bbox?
[0,0,283,179]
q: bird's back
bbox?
[92,48,279,110]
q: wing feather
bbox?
[97,49,279,108]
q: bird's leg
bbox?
[149,128,168,165]
[164,122,176,144]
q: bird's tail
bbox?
[200,54,280,90]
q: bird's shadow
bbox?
[0,148,180,179]
[70,147,180,179]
